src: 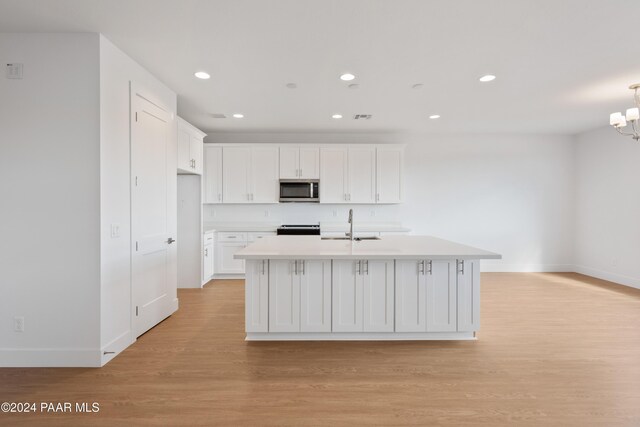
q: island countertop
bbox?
[234,235,501,260]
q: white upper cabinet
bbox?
[206,143,402,205]
[177,117,206,175]
[279,145,299,179]
[251,146,279,203]
[279,145,319,179]
[376,145,403,203]
[203,145,222,204]
[221,145,279,204]
[320,146,348,203]
[298,146,320,179]
[348,145,376,204]
[223,146,252,203]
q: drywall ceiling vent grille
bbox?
[211,113,227,119]
[353,114,372,120]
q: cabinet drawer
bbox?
[217,232,247,242]
[247,232,276,242]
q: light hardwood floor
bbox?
[1,273,639,426]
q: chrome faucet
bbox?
[346,209,354,241]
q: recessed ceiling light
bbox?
[194,71,210,79]
[412,83,424,89]
[479,74,496,82]
[232,113,244,118]
[340,73,355,81]
[286,83,297,89]
[332,114,343,119]
[429,114,441,119]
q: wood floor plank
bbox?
[0,273,639,426]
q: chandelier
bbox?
[609,84,640,141]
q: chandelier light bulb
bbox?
[610,112,623,127]
[626,107,639,121]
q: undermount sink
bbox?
[321,236,381,241]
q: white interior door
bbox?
[131,83,176,338]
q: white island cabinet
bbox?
[236,235,500,341]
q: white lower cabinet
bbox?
[426,260,457,332]
[332,260,363,332]
[245,260,269,332]
[395,260,427,332]
[363,260,394,332]
[269,259,331,332]
[217,242,246,274]
[332,259,394,332]
[269,260,301,332]
[456,259,480,332]
[203,241,214,282]
[299,260,332,332]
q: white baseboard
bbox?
[480,263,573,273]
[246,331,476,341]
[100,330,134,367]
[574,265,640,289]
[0,348,102,367]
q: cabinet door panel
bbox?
[332,260,362,332]
[222,146,251,203]
[279,145,299,179]
[348,145,376,203]
[300,260,331,332]
[363,260,394,332]
[203,145,223,203]
[269,260,300,332]
[251,146,279,203]
[299,146,320,179]
[376,146,403,203]
[245,260,269,332]
[218,242,245,274]
[426,260,457,332]
[395,260,426,332]
[177,126,191,172]
[457,260,480,332]
[190,135,203,175]
[320,147,348,203]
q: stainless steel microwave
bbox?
[279,180,319,203]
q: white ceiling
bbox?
[2,0,640,135]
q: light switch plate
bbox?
[110,223,120,238]
[6,63,23,79]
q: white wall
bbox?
[204,132,576,272]
[574,126,640,288]
[0,33,101,366]
[99,35,177,363]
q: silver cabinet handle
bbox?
[261,259,266,275]
[365,260,369,275]
[218,193,221,201]
[419,260,425,275]
[301,260,305,275]
[458,260,465,275]
[204,248,208,256]
[376,193,380,202]
[294,260,298,275]
[356,260,360,275]
[428,260,433,275]
[300,168,303,177]
[348,194,351,201]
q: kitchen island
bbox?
[235,235,501,341]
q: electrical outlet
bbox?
[14,316,24,332]
[370,210,376,217]
[110,223,120,238]
[212,209,217,218]
[264,210,270,217]
[332,210,337,217]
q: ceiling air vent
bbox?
[211,113,227,119]
[353,114,372,120]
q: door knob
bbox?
[167,237,176,244]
